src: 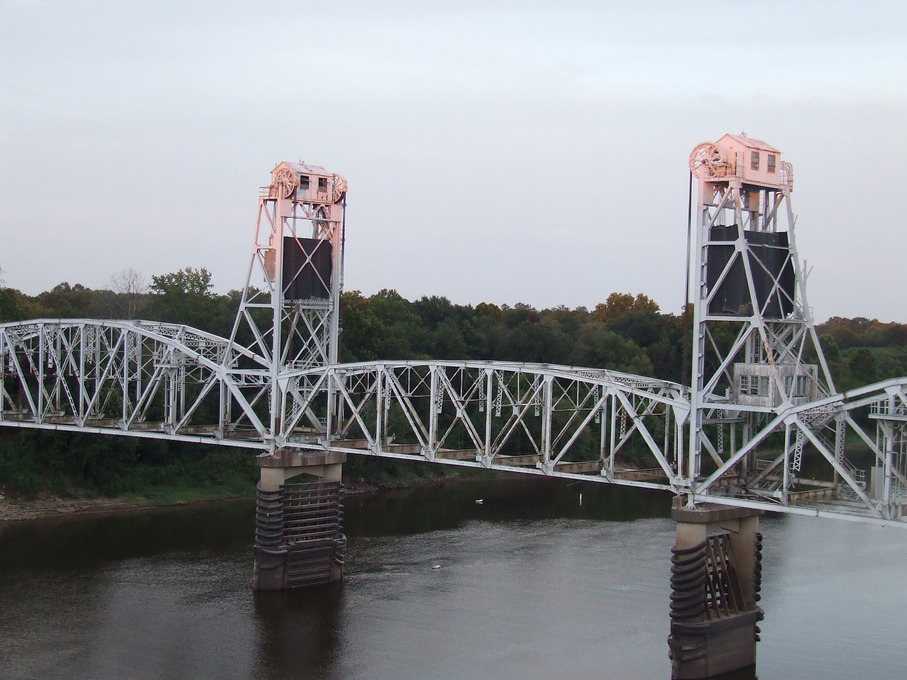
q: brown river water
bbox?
[1,477,905,680]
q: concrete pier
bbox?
[668,502,763,679]
[252,450,347,591]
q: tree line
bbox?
[0,268,684,377]
[2,266,904,386]
[0,267,904,497]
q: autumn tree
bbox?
[592,292,660,324]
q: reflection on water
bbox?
[1,477,906,680]
[253,586,345,679]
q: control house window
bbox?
[740,375,756,396]
[767,154,777,173]
[750,151,760,171]
[739,374,768,397]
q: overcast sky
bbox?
[2,0,905,322]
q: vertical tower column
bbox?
[686,134,834,496]
[227,162,347,456]
[231,161,350,591]
[668,503,763,679]
[252,450,347,591]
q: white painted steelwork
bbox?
[277,361,690,491]
[228,161,347,446]
[686,133,907,524]
[1,148,905,525]
[0,319,270,449]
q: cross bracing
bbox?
[2,319,905,524]
[2,149,906,526]
[0,319,271,449]
[276,361,690,491]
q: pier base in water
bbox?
[668,503,763,680]
[252,451,346,591]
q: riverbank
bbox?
[0,474,468,523]
[0,490,256,522]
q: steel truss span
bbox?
[2,149,906,527]
[275,361,907,524]
[0,319,271,450]
[3,320,904,524]
[278,361,690,491]
[689,378,907,524]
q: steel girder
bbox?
[2,319,904,524]
[0,325,690,490]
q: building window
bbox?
[784,374,811,398]
[740,374,769,396]
[767,154,776,173]
[750,151,760,171]
[318,177,328,192]
[740,375,757,396]
[300,175,310,191]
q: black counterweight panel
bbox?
[706,226,794,318]
[283,237,333,300]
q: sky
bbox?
[1,0,905,322]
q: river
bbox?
[1,477,905,680]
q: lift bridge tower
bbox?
[670,134,834,678]
[230,162,349,590]
[687,133,835,483]
[229,162,348,439]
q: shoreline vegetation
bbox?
[0,492,241,523]
[0,477,444,523]
[0,451,475,523]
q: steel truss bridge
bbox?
[2,319,905,524]
[2,150,906,526]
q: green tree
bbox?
[37,282,119,319]
[0,288,46,322]
[147,267,218,330]
[567,323,654,375]
[502,320,571,364]
[847,348,878,385]
[339,290,383,361]
[367,289,423,359]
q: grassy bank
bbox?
[0,429,481,520]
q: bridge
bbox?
[2,142,906,677]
